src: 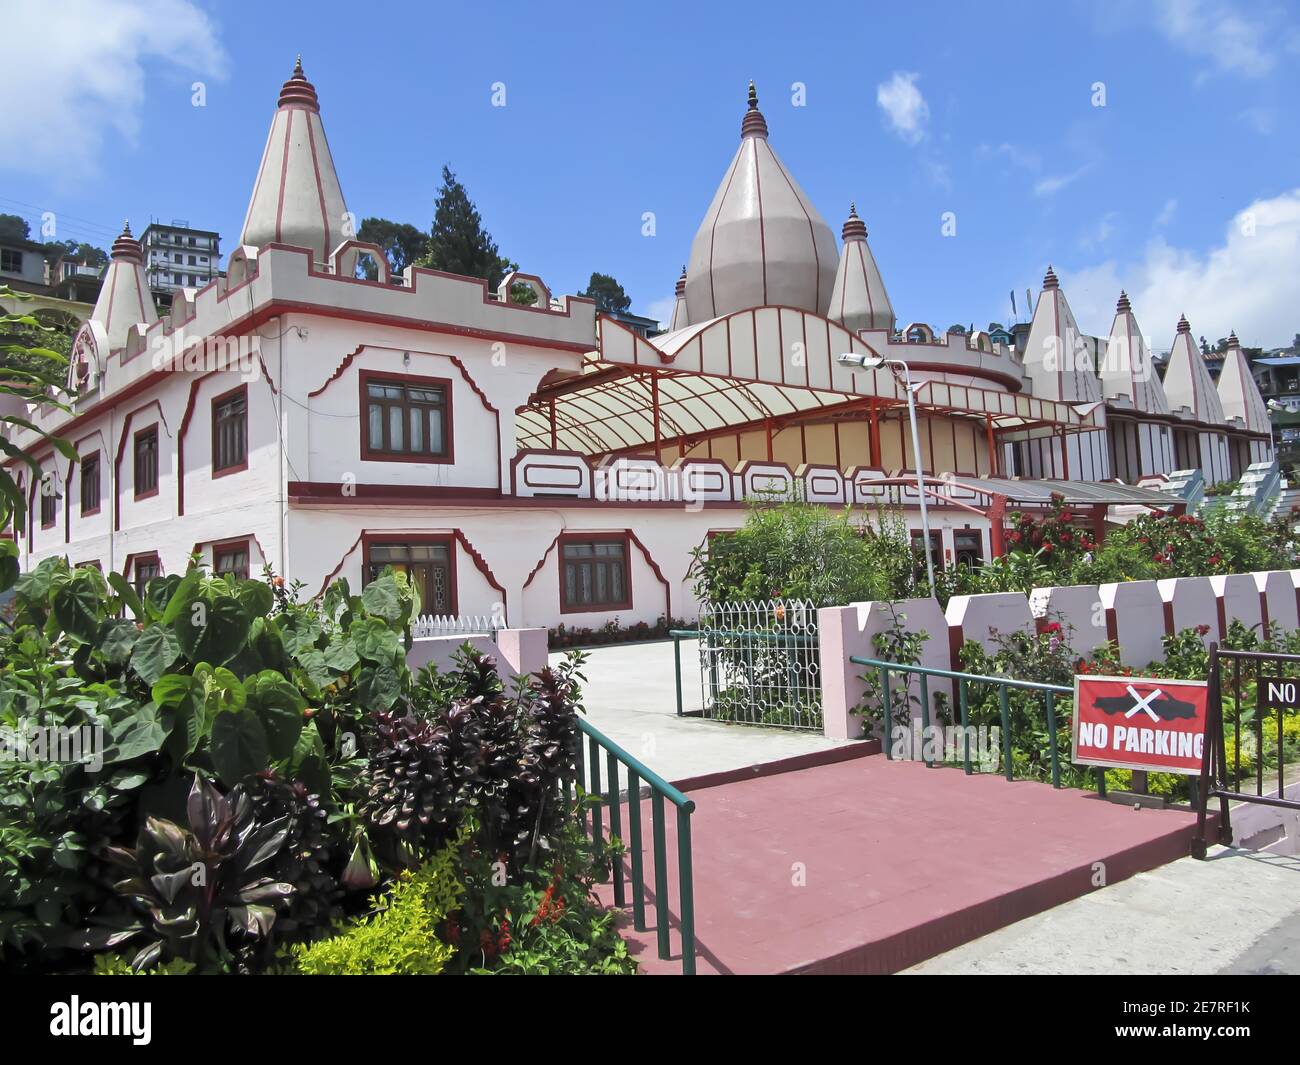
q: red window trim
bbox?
[213,537,251,580]
[557,531,633,615]
[133,422,160,500]
[39,479,57,528]
[211,383,249,478]
[129,551,163,594]
[358,369,455,465]
[80,449,102,517]
[360,531,459,615]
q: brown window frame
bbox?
[80,450,101,516]
[213,539,251,581]
[559,533,632,614]
[359,370,454,464]
[362,534,458,615]
[132,553,162,599]
[133,424,159,499]
[39,477,57,528]
[211,384,248,477]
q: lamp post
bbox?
[838,351,936,592]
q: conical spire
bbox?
[1101,291,1169,414]
[683,82,837,325]
[90,220,157,350]
[1218,330,1269,432]
[1163,314,1225,423]
[668,265,689,331]
[239,56,349,266]
[1021,266,1101,403]
[829,202,894,334]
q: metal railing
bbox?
[849,656,1108,793]
[574,717,697,975]
[409,613,504,639]
[1194,645,1300,857]
[670,598,822,730]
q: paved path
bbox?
[602,756,1202,974]
[905,847,1300,974]
[553,639,851,786]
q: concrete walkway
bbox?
[905,846,1300,974]
[552,639,852,786]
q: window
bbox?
[80,453,100,515]
[361,372,451,461]
[133,555,161,598]
[39,478,57,528]
[561,537,630,612]
[364,539,454,614]
[1,249,22,273]
[134,425,159,498]
[212,386,247,475]
[953,529,983,569]
[188,255,196,265]
[214,542,250,580]
[910,530,943,576]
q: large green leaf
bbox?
[160,570,201,625]
[360,574,404,623]
[96,618,139,667]
[173,595,251,666]
[350,618,400,664]
[235,580,274,619]
[152,674,206,756]
[210,708,269,787]
[245,671,306,759]
[52,574,102,642]
[130,626,183,684]
[106,704,173,764]
[107,571,145,620]
[355,661,402,711]
[284,722,331,795]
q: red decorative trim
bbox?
[287,481,501,504]
[211,382,250,478]
[557,531,635,615]
[131,422,161,503]
[360,531,459,615]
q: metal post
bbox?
[627,769,646,931]
[959,678,972,774]
[651,792,670,960]
[606,750,624,907]
[673,632,684,717]
[676,807,696,976]
[1045,692,1061,788]
[879,665,892,758]
[901,364,936,593]
[999,684,1013,781]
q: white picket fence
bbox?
[409,613,504,639]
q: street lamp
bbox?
[837,351,936,592]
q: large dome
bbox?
[684,83,838,325]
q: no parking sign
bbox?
[1072,674,1209,775]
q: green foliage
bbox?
[291,833,464,975]
[855,603,948,742]
[689,495,918,605]
[420,165,518,292]
[355,217,429,279]
[0,286,78,534]
[579,271,631,315]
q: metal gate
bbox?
[670,599,822,730]
[1193,646,1300,858]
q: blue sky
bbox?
[5,0,1299,346]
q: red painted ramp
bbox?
[601,755,1203,975]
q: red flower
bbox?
[1043,621,1063,634]
[1059,532,1072,543]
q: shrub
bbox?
[292,834,464,975]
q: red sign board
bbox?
[1071,674,1209,776]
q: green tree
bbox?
[356,217,429,280]
[579,272,631,315]
[43,240,107,270]
[420,165,515,292]
[0,214,30,242]
[0,287,77,534]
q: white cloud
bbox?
[876,72,929,145]
[1239,106,1277,134]
[1033,167,1088,197]
[1063,189,1300,348]
[1153,0,1290,78]
[0,0,227,178]
[1155,198,1178,226]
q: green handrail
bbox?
[576,717,697,975]
[848,655,1105,794]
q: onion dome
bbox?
[1101,291,1170,414]
[1021,266,1102,403]
[683,82,838,325]
[239,56,349,265]
[1163,315,1225,423]
[828,203,894,333]
[90,221,157,350]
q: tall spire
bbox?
[90,220,157,350]
[1163,314,1225,423]
[1101,290,1170,414]
[828,202,894,334]
[239,56,349,266]
[1218,330,1269,432]
[683,82,837,325]
[1021,266,1101,404]
[668,265,689,331]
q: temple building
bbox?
[7,64,1277,628]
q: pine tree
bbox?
[579,272,631,314]
[421,165,514,291]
